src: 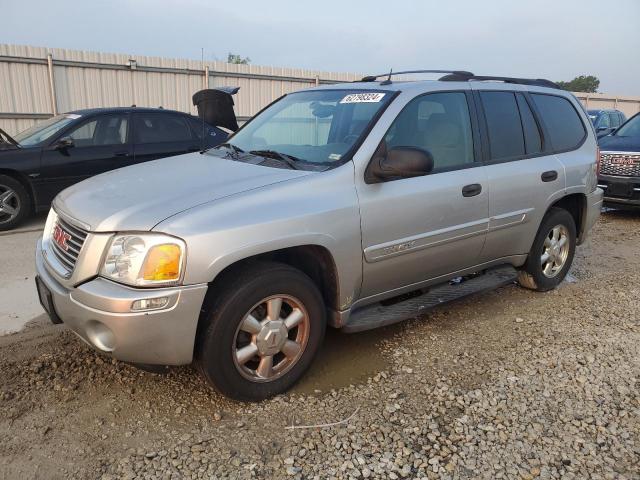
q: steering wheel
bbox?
[342,134,359,144]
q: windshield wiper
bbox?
[248,150,304,170]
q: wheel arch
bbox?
[200,243,341,324]
[548,193,587,244]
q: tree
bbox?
[227,53,251,65]
[556,75,600,93]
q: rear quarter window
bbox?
[530,94,586,152]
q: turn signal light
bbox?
[142,244,182,281]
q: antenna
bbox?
[380,68,393,85]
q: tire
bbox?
[196,261,326,402]
[0,175,31,231]
[517,207,576,292]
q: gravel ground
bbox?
[0,210,638,480]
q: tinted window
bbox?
[186,116,221,141]
[68,115,128,146]
[384,92,475,171]
[480,91,525,160]
[516,94,542,154]
[597,114,610,128]
[134,113,192,144]
[531,94,586,151]
[609,113,620,128]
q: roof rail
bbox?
[439,72,559,89]
[359,70,559,89]
[360,70,474,82]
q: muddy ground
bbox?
[0,210,638,479]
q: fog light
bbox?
[131,297,169,311]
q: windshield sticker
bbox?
[65,114,82,119]
[329,153,342,161]
[340,93,386,104]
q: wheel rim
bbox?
[540,224,570,278]
[232,295,310,383]
[0,185,20,225]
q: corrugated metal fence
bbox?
[0,44,360,135]
[1,44,639,136]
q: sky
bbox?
[3,0,640,96]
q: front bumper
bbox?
[597,174,640,206]
[36,239,208,365]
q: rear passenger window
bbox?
[480,92,525,160]
[530,94,586,152]
[134,113,192,144]
[516,94,542,154]
[609,114,620,128]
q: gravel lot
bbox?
[0,210,638,480]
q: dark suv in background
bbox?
[0,88,238,230]
[588,109,626,138]
[598,112,640,208]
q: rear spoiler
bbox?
[192,87,240,132]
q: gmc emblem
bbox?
[52,224,72,251]
[610,157,637,166]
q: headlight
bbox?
[100,234,186,287]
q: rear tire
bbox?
[0,175,31,231]
[517,207,576,292]
[196,261,326,402]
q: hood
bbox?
[598,134,640,153]
[54,152,312,232]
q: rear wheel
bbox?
[196,261,326,402]
[0,175,31,231]
[517,207,576,291]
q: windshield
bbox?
[587,111,600,124]
[614,114,640,137]
[13,114,80,146]
[222,89,393,165]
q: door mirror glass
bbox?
[54,136,74,149]
[368,145,434,182]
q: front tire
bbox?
[517,207,576,292]
[0,175,31,231]
[196,261,326,402]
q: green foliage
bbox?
[556,75,600,93]
[227,53,251,65]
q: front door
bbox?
[357,91,489,300]
[38,113,131,204]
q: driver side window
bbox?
[68,115,128,147]
[385,92,475,171]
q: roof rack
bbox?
[361,70,474,82]
[360,70,559,89]
[439,72,559,89]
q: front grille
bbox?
[50,215,87,272]
[599,152,640,177]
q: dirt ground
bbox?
[0,210,638,480]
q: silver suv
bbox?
[35,71,603,401]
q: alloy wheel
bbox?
[0,185,20,225]
[232,295,310,382]
[540,224,570,278]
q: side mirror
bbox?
[54,137,74,150]
[596,126,609,132]
[366,146,434,183]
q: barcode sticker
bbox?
[340,93,386,104]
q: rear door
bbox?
[357,90,489,299]
[38,113,131,204]
[474,89,566,262]
[132,112,200,163]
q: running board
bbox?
[342,265,517,333]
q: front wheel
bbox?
[0,175,31,231]
[517,207,577,292]
[196,261,326,402]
